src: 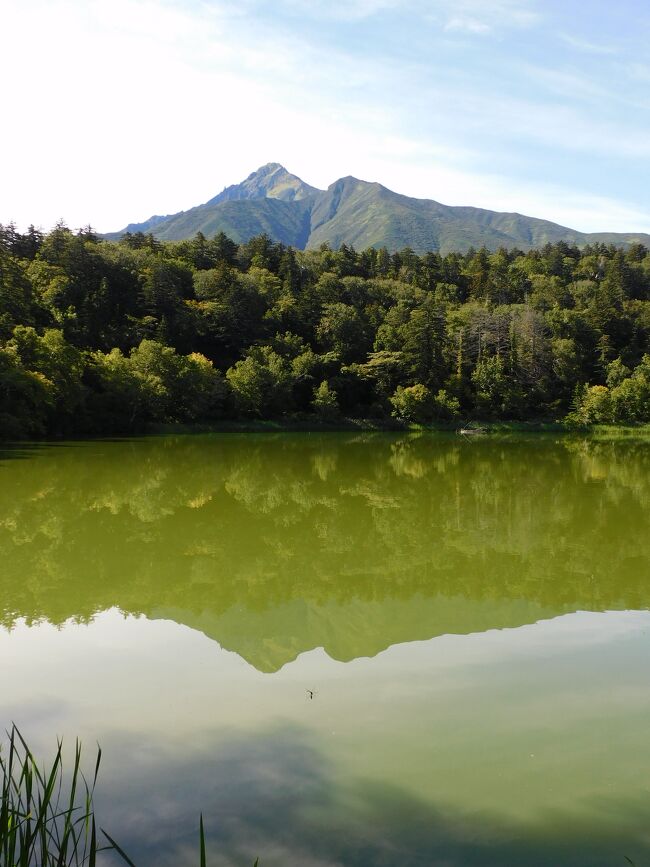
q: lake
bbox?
[1,432,650,866]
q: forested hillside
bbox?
[1,221,650,438]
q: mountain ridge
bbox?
[107,163,650,254]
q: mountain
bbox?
[107,163,650,254]
[152,594,570,674]
[110,163,321,245]
[205,161,321,205]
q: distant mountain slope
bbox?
[107,163,650,253]
[308,176,650,253]
[118,212,177,235]
[149,198,313,247]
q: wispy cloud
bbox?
[258,0,540,28]
[444,16,491,35]
[435,0,541,34]
[260,0,402,21]
[559,32,617,54]
[522,65,614,103]
[437,83,650,159]
[627,62,650,82]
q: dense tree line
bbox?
[1,221,650,437]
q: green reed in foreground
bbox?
[0,726,102,867]
[0,726,258,867]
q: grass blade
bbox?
[101,828,138,867]
[89,816,97,867]
[199,813,207,867]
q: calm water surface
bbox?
[1,433,650,866]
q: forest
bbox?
[1,221,650,438]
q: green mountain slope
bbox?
[107,163,650,253]
[309,176,650,253]
[150,198,313,247]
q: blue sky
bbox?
[1,0,649,233]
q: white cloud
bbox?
[559,32,617,54]
[407,67,650,161]
[257,0,402,21]
[628,62,650,82]
[0,0,648,238]
[262,0,538,28]
[435,0,540,34]
[522,65,610,102]
[444,16,491,34]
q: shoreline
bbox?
[3,420,650,445]
[134,419,650,439]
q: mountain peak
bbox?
[328,175,365,188]
[207,164,322,207]
[326,175,385,195]
[251,162,285,175]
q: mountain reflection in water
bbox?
[1,433,648,667]
[2,433,650,867]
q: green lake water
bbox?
[1,432,650,866]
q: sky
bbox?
[1,0,650,234]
